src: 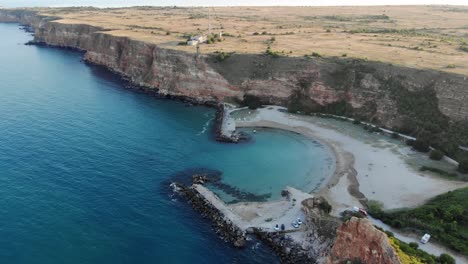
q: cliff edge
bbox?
[1,9,468,156]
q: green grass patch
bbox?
[369,188,468,256]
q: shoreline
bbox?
[232,106,468,213]
[237,119,365,213]
[232,106,468,262]
[4,19,468,262]
[173,179,339,263]
[2,18,464,262]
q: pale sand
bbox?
[195,184,311,233]
[233,106,468,212]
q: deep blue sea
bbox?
[0,23,332,263]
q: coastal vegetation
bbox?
[460,45,468,53]
[429,149,444,160]
[265,46,282,57]
[368,188,468,256]
[388,235,455,264]
[206,33,224,44]
[411,140,430,153]
[214,51,234,62]
[241,94,263,109]
[419,166,458,179]
[458,159,468,174]
[286,61,468,163]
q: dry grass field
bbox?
[35,5,468,74]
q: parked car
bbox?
[420,234,431,244]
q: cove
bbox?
[0,23,333,263]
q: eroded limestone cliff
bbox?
[1,9,467,150]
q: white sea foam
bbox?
[197,118,213,135]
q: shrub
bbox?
[311,52,322,57]
[177,41,187,46]
[458,159,468,174]
[318,199,332,214]
[166,31,171,35]
[270,37,276,42]
[367,200,384,218]
[412,139,430,152]
[447,64,457,68]
[409,242,419,249]
[341,53,347,57]
[406,139,415,146]
[429,149,444,160]
[375,187,468,255]
[438,253,455,264]
[326,29,331,33]
[242,94,262,109]
[265,46,280,57]
[215,52,234,62]
[459,45,468,52]
[253,32,260,35]
[352,119,360,125]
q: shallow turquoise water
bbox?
[0,23,332,263]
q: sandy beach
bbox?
[232,106,468,213]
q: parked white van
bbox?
[420,234,431,244]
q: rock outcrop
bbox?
[326,217,401,264]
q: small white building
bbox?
[187,35,207,46]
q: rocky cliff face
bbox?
[31,20,242,102]
[1,10,467,143]
[326,217,401,264]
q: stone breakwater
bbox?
[172,182,247,248]
[172,174,403,263]
[253,230,318,263]
[172,180,321,263]
[213,105,241,143]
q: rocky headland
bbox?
[172,174,401,264]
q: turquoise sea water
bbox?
[0,23,332,263]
